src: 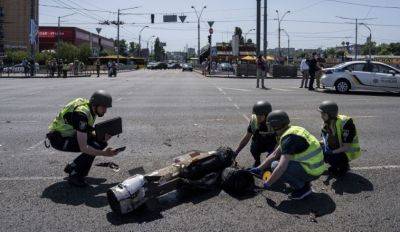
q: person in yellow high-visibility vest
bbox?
[318,101,361,177]
[235,101,277,167]
[47,90,121,187]
[249,110,326,200]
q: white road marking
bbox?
[271,88,294,92]
[220,87,252,92]
[234,104,240,110]
[0,176,64,181]
[353,165,400,170]
[26,140,44,151]
[242,114,250,122]
[1,165,399,181]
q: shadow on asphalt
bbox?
[106,188,222,225]
[265,192,336,218]
[41,177,117,208]
[322,89,400,97]
[329,172,374,195]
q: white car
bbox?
[321,61,400,93]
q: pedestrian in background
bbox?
[96,59,101,77]
[316,54,326,89]
[299,54,309,88]
[256,55,266,88]
[307,53,318,91]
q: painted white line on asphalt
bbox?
[220,87,252,92]
[227,97,233,102]
[242,114,250,122]
[27,140,44,151]
[234,104,240,110]
[0,176,64,181]
[353,165,400,170]
[271,88,294,92]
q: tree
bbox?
[325,48,336,58]
[246,38,253,44]
[114,39,128,56]
[361,40,377,56]
[153,37,165,61]
[78,44,92,64]
[129,42,140,56]
[5,50,28,64]
[388,43,400,55]
[234,27,245,45]
[56,42,79,63]
[376,43,391,55]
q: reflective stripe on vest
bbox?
[48,98,95,137]
[280,126,326,176]
[336,115,361,161]
[250,114,258,133]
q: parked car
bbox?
[182,63,193,72]
[321,61,400,93]
[220,62,233,72]
[152,62,168,70]
[146,62,157,69]
[168,63,181,69]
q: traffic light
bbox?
[208,35,211,44]
[151,14,155,24]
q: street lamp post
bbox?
[191,5,206,64]
[96,27,102,57]
[146,35,156,61]
[275,10,290,57]
[139,26,149,57]
[244,28,255,44]
[281,29,290,64]
[57,13,75,58]
[360,23,372,59]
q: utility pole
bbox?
[139,26,149,57]
[336,16,376,60]
[191,5,206,64]
[281,29,290,64]
[117,9,120,64]
[96,27,102,57]
[275,10,290,57]
[360,23,372,59]
[263,0,267,56]
[30,0,36,77]
[57,13,75,58]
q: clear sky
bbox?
[39,0,400,51]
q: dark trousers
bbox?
[250,140,274,167]
[47,132,107,177]
[324,151,349,175]
[308,71,316,90]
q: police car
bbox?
[321,61,400,93]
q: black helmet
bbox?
[267,110,290,129]
[252,101,272,115]
[90,90,112,107]
[318,101,338,118]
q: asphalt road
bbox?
[0,70,399,231]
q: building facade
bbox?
[0,0,39,55]
[39,27,114,55]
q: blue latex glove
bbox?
[248,167,262,176]
[263,181,271,189]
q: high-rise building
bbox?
[0,0,38,53]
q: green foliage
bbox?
[78,44,92,64]
[114,39,128,56]
[5,50,28,63]
[153,37,165,61]
[234,27,245,45]
[56,42,79,63]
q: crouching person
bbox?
[250,110,326,200]
[318,101,361,177]
[47,90,121,187]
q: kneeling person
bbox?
[250,110,326,200]
[235,101,277,167]
[318,101,361,177]
[47,90,120,187]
